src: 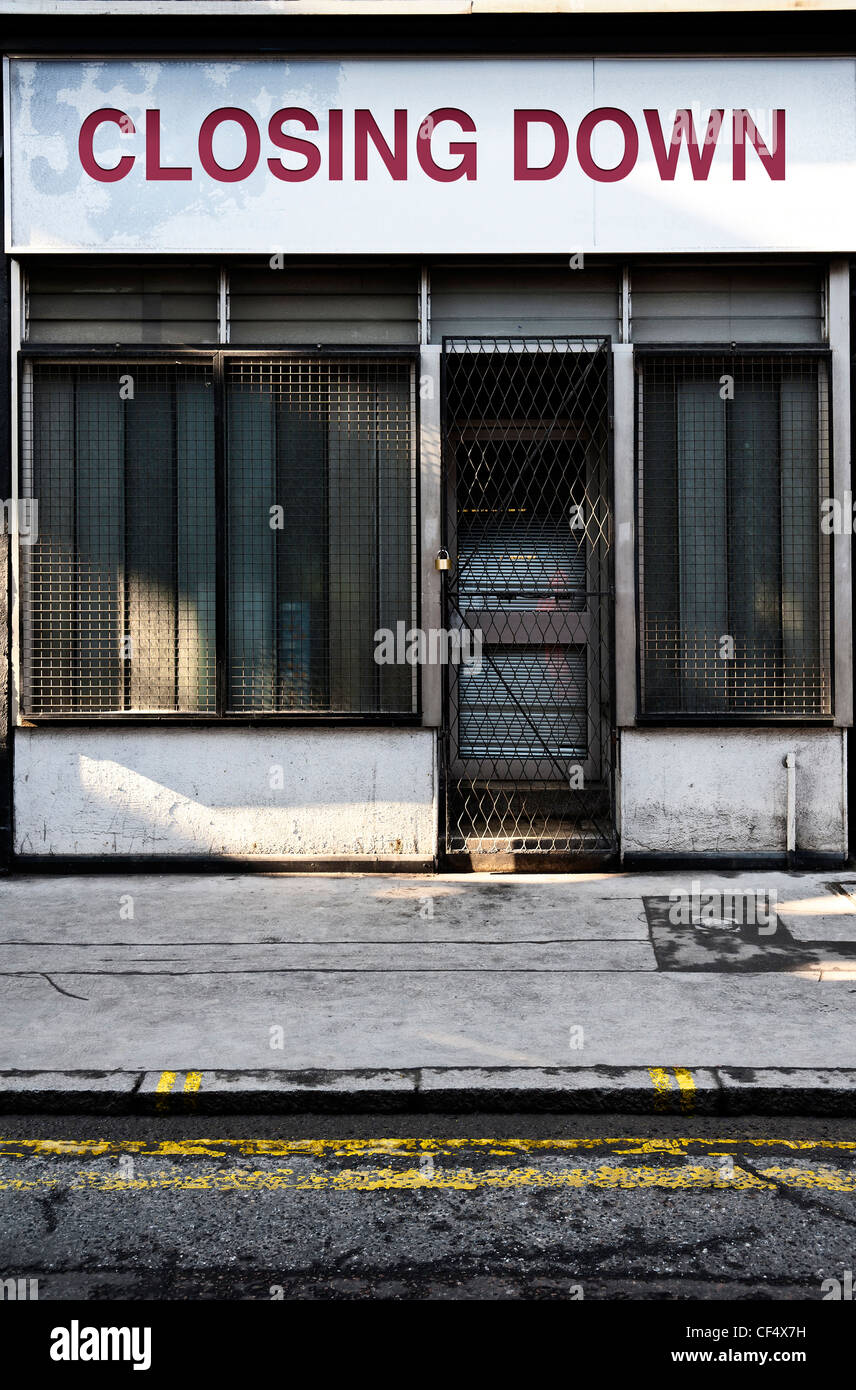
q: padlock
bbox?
[434,548,452,572]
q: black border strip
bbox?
[3,9,855,58]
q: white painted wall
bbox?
[14,728,437,859]
[619,728,847,858]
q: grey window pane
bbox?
[24,362,216,714]
[640,355,830,716]
[225,357,415,715]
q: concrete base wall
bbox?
[13,725,847,864]
[13,728,437,860]
[619,727,847,858]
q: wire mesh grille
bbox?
[638,353,831,716]
[22,360,217,714]
[225,357,416,713]
[442,338,614,857]
[22,354,417,717]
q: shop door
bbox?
[441,337,615,865]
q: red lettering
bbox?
[145,109,191,181]
[644,108,724,180]
[268,108,321,182]
[576,107,638,182]
[355,110,407,180]
[198,108,260,183]
[417,108,477,182]
[328,109,344,181]
[733,109,785,181]
[514,110,569,181]
[78,108,135,182]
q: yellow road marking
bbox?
[183,1072,202,1093]
[0,1137,854,1194]
[155,1070,180,1113]
[0,1162,853,1194]
[648,1067,672,1094]
[673,1067,696,1112]
[2,1136,856,1160]
[647,1067,697,1112]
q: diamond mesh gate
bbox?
[440,337,616,864]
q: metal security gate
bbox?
[440,337,615,865]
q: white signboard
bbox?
[5,56,856,253]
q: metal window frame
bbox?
[16,343,422,726]
[634,342,835,726]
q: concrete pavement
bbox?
[1,868,856,1112]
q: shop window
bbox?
[225,357,415,713]
[638,352,831,717]
[21,355,416,718]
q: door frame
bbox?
[438,335,617,865]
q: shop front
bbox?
[2,41,852,869]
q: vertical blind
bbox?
[639,353,831,716]
[21,356,416,716]
[22,361,217,713]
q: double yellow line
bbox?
[155,1070,201,1111]
[648,1067,697,1111]
[1,1135,854,1193]
[156,1071,202,1094]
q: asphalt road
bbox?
[1,1113,855,1301]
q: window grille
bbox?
[22,360,217,713]
[21,355,417,718]
[225,356,416,713]
[442,338,615,857]
[638,352,831,717]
